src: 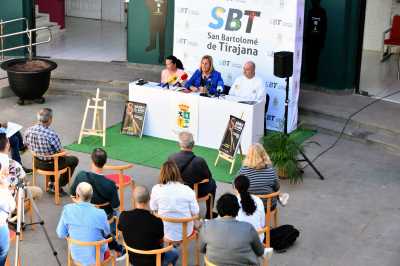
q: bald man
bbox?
[229,61,266,102]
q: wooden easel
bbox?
[78,88,107,146]
[215,113,245,174]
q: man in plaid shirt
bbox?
[25,108,79,196]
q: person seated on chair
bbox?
[168,131,216,219]
[0,133,42,201]
[233,175,265,242]
[56,182,114,266]
[161,55,185,86]
[200,193,268,266]
[150,161,199,242]
[184,55,224,95]
[238,143,280,210]
[118,185,179,266]
[70,148,119,219]
[24,108,79,196]
[0,122,31,174]
[229,61,266,102]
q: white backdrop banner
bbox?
[174,0,304,132]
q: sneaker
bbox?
[22,167,32,175]
[59,188,68,197]
[115,248,126,262]
[263,247,274,259]
[279,193,290,207]
[47,183,55,194]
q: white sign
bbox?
[174,0,304,133]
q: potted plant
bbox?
[263,132,304,184]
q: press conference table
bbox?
[128,82,265,153]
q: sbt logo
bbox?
[209,7,261,33]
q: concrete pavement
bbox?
[0,94,399,266]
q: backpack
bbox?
[270,224,299,252]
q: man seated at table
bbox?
[56,182,112,265]
[70,148,120,219]
[24,108,79,196]
[168,131,217,219]
[229,61,266,102]
[118,185,179,266]
[185,55,224,95]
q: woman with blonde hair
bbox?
[150,161,199,241]
[184,55,224,95]
[238,143,280,210]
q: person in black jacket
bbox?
[168,131,217,218]
[304,0,327,82]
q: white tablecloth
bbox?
[128,82,265,153]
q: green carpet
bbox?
[66,124,316,183]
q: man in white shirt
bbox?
[229,61,266,102]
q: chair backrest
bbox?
[391,15,400,40]
[254,191,280,226]
[103,164,133,181]
[123,242,174,266]
[67,237,113,266]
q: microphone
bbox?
[161,75,178,88]
[173,73,188,87]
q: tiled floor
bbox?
[359,50,400,103]
[37,16,127,62]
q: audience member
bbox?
[185,55,224,95]
[200,193,265,266]
[56,182,111,265]
[25,108,79,196]
[0,122,30,173]
[234,175,265,241]
[118,185,179,266]
[150,161,199,241]
[229,61,266,102]
[168,131,216,218]
[70,148,119,218]
[161,55,185,85]
[0,167,16,266]
[238,143,280,209]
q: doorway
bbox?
[36,0,127,62]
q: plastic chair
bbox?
[123,242,174,266]
[103,164,134,211]
[193,179,213,219]
[67,237,115,266]
[31,151,71,205]
[382,15,400,79]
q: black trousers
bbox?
[198,179,217,218]
[35,155,79,187]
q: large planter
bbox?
[1,58,57,105]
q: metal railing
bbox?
[0,17,52,61]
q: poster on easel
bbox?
[215,115,246,174]
[121,101,147,138]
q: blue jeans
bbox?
[163,248,179,266]
[0,225,10,266]
[8,132,24,164]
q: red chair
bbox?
[382,15,400,79]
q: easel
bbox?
[78,88,107,147]
[214,113,245,174]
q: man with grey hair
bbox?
[56,182,112,265]
[25,108,79,196]
[229,61,267,102]
[118,185,179,266]
[168,131,217,219]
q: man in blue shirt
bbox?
[56,182,110,266]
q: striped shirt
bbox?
[238,165,280,208]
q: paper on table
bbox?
[6,122,23,138]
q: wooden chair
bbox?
[255,191,280,229]
[5,230,21,266]
[193,179,213,219]
[31,151,71,205]
[257,226,271,266]
[157,215,200,266]
[67,237,115,266]
[123,242,174,266]
[103,164,134,211]
[204,256,217,266]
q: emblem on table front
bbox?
[177,104,191,129]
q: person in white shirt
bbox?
[234,175,266,242]
[150,160,200,242]
[229,61,266,102]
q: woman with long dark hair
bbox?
[161,55,185,84]
[234,175,265,241]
